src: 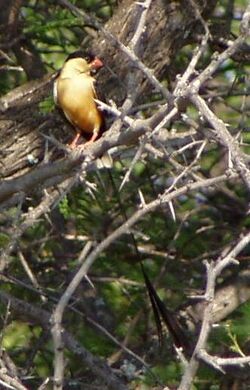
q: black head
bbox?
[65,50,97,63]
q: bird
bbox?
[53,50,106,149]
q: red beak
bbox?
[90,57,103,70]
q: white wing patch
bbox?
[53,80,58,106]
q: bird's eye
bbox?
[85,51,96,63]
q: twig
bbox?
[17,250,47,302]
[178,231,250,390]
[130,0,152,53]
[0,177,75,272]
[0,369,28,390]
[198,349,250,370]
[188,5,250,93]
[119,136,148,191]
[191,94,250,191]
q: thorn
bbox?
[228,150,233,169]
[84,180,98,199]
[119,173,129,192]
[135,1,148,7]
[138,189,146,207]
[84,274,95,289]
[168,200,176,222]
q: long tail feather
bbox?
[141,263,190,351]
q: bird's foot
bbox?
[68,132,82,149]
[74,139,94,151]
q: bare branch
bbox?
[178,232,250,390]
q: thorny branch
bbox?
[51,171,238,389]
[178,232,250,390]
[0,1,249,390]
